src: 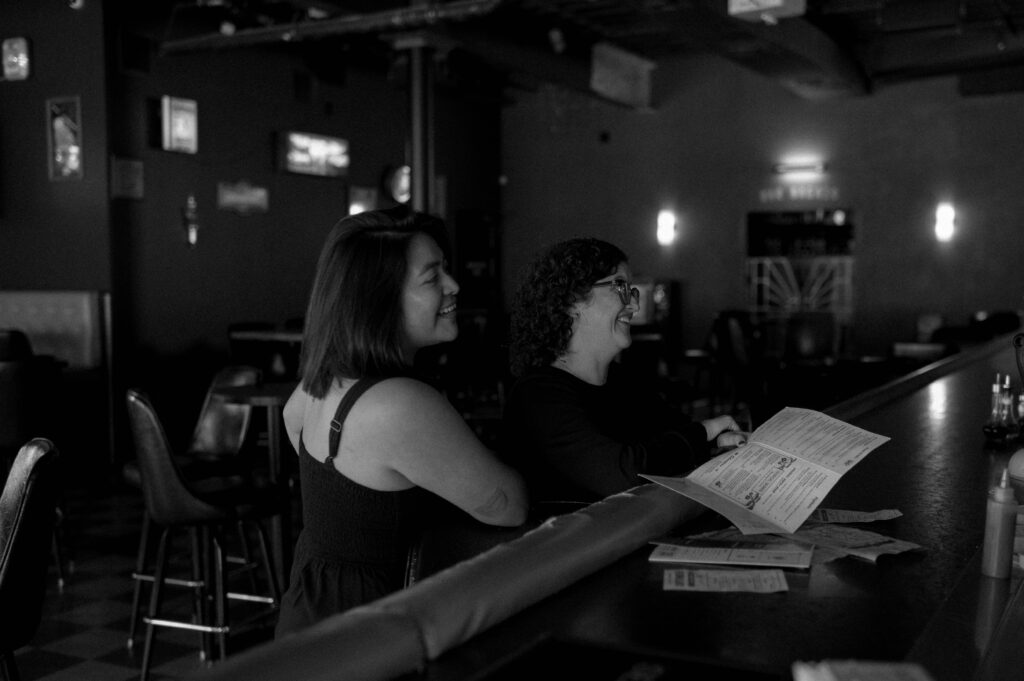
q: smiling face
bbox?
[400,232,460,360]
[566,262,636,368]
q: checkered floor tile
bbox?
[11,479,277,681]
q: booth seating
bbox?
[0,329,60,473]
[0,291,113,463]
[192,483,704,681]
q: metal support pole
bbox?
[409,44,434,213]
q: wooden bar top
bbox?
[420,335,1024,681]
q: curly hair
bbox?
[509,238,627,376]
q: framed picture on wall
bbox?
[46,96,83,181]
[161,95,198,153]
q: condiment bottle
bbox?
[981,468,1018,578]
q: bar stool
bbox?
[123,365,263,650]
[0,439,60,681]
[126,390,284,680]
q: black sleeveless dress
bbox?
[275,377,433,638]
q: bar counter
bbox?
[195,334,1024,681]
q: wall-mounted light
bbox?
[772,161,827,175]
[934,202,955,242]
[656,209,677,246]
[183,193,199,247]
[384,165,411,204]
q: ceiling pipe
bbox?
[159,0,503,53]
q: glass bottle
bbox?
[1000,375,1019,440]
[983,373,1009,442]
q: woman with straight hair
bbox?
[275,207,527,637]
[504,237,747,504]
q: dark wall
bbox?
[105,35,502,438]
[500,56,1024,356]
[0,0,503,449]
[111,43,500,366]
[0,0,111,290]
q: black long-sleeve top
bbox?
[502,364,711,503]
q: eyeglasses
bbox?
[592,279,640,307]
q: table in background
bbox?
[214,381,298,589]
[227,327,303,380]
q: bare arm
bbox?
[355,378,528,527]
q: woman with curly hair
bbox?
[504,237,746,503]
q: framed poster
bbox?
[46,96,83,180]
[161,95,198,153]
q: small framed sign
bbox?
[161,95,198,154]
[46,96,83,180]
[217,180,269,214]
[110,156,144,199]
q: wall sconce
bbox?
[934,202,955,242]
[183,193,199,247]
[657,209,677,246]
[383,165,411,204]
[772,161,827,175]
[2,37,30,81]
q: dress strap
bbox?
[326,377,385,465]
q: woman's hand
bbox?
[701,415,748,449]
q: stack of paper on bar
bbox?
[649,536,813,569]
[643,407,890,534]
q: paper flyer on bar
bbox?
[643,407,890,534]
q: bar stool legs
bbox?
[127,514,271,653]
[127,511,151,650]
[137,520,279,681]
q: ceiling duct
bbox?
[728,0,807,24]
[159,0,503,53]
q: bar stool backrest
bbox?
[126,390,227,527]
[189,365,261,457]
[0,439,60,658]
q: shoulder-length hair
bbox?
[300,207,450,398]
[508,237,627,377]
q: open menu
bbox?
[642,407,890,534]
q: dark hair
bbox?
[300,207,450,398]
[509,237,627,376]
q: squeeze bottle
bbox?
[981,468,1018,578]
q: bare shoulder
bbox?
[357,376,456,422]
[347,376,480,460]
